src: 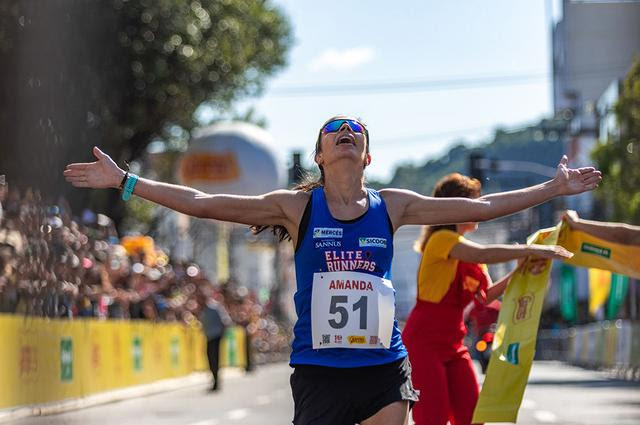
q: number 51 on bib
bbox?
[311,271,395,349]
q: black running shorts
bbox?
[290,356,419,425]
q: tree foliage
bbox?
[0,0,291,217]
[592,59,640,224]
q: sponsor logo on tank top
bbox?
[314,240,342,249]
[323,250,377,272]
[313,227,343,238]
[358,237,387,248]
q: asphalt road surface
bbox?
[4,361,639,425]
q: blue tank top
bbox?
[290,187,407,367]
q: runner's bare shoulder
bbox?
[269,189,311,224]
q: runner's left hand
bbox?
[553,155,602,195]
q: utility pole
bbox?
[469,152,485,182]
[289,151,304,186]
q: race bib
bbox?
[311,271,395,349]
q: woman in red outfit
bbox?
[402,174,572,425]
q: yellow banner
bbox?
[0,315,246,409]
[588,268,611,316]
[474,222,640,423]
[558,225,640,279]
[473,226,559,423]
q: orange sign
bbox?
[180,152,241,183]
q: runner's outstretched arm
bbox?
[63,147,306,229]
[383,156,601,229]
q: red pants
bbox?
[408,347,481,425]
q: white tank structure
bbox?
[175,122,290,305]
[179,122,285,196]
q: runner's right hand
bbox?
[63,147,125,189]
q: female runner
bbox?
[65,116,599,425]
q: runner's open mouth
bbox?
[337,135,355,146]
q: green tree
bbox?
[0,0,291,219]
[114,0,291,159]
[592,59,640,224]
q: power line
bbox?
[271,73,547,96]
[372,125,496,149]
[269,64,633,97]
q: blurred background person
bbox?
[199,289,232,392]
[402,173,572,425]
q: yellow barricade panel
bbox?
[0,315,213,409]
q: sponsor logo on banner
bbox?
[171,338,180,367]
[358,237,387,248]
[581,242,611,259]
[315,240,341,249]
[348,335,366,344]
[113,333,123,375]
[153,340,164,363]
[91,343,101,370]
[313,228,343,239]
[369,336,379,345]
[132,336,143,372]
[19,345,38,380]
[513,293,535,323]
[506,342,520,365]
[60,338,73,382]
[321,334,330,345]
[334,335,343,344]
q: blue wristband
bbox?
[121,173,139,201]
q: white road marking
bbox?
[273,388,288,398]
[256,395,272,405]
[226,408,250,420]
[533,410,558,423]
[521,398,538,409]
[187,420,218,425]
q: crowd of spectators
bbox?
[0,180,291,364]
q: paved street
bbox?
[4,361,639,425]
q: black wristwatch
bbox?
[118,161,131,189]
[119,171,129,189]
